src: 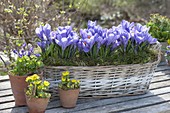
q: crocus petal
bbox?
[13,49,18,54]
[21,43,27,48]
[88,20,96,29]
[35,54,41,57]
[43,24,51,36]
[35,26,43,40]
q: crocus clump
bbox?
[13,43,40,58]
[36,25,79,62]
[35,20,158,66]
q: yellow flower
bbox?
[62,76,66,82]
[34,80,41,85]
[168,39,170,45]
[39,93,43,97]
[62,71,70,76]
[38,85,42,90]
[26,76,31,82]
[77,80,80,83]
[32,74,40,80]
[29,84,33,87]
[72,79,76,83]
[43,81,50,87]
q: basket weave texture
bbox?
[44,42,161,97]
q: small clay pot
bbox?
[9,75,28,106]
[26,97,50,113]
[58,88,80,108]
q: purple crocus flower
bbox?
[132,23,157,45]
[53,26,79,51]
[134,32,145,45]
[77,39,90,52]
[35,24,51,41]
[144,34,157,44]
[37,41,47,52]
[105,28,120,46]
[27,47,34,57]
[21,43,27,48]
[111,40,121,50]
[87,20,97,29]
[135,23,149,33]
[80,29,93,39]
[34,54,41,57]
[78,37,96,53]
[167,46,170,49]
[119,20,134,33]
[120,32,130,50]
[13,49,18,55]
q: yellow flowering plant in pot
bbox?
[58,71,80,108]
[25,74,51,113]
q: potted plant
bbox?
[147,13,170,61]
[58,71,80,108]
[36,20,161,97]
[8,43,44,106]
[25,74,51,113]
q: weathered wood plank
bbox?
[0,102,15,111]
[120,102,170,113]
[69,93,170,113]
[0,81,11,90]
[150,80,170,89]
[0,75,9,80]
[0,96,14,104]
[155,65,170,72]
[0,90,12,97]
[0,107,28,113]
[152,74,170,83]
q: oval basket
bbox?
[44,42,161,97]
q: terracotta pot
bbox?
[26,97,50,113]
[58,88,80,108]
[9,75,28,106]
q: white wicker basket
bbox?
[44,42,161,97]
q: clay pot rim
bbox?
[8,71,43,78]
[8,74,28,78]
[26,95,50,100]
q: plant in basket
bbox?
[58,71,80,108]
[8,43,44,106]
[35,20,161,97]
[36,20,158,66]
[25,74,51,113]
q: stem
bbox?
[33,84,37,97]
[0,56,7,68]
